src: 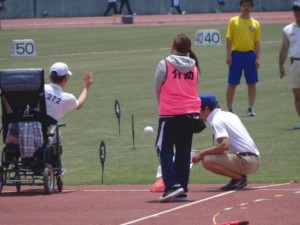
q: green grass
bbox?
[0,24,299,186]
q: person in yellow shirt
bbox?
[226,0,261,117]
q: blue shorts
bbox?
[228,51,258,85]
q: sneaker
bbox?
[228,108,234,113]
[247,108,256,117]
[159,185,184,203]
[182,11,186,15]
[295,123,300,129]
[174,193,187,201]
[221,175,247,191]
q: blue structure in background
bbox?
[2,0,294,19]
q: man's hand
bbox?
[192,150,204,164]
[82,71,93,89]
[279,67,285,79]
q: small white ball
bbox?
[144,126,154,135]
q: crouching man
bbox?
[192,93,261,191]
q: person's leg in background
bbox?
[293,88,300,128]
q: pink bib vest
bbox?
[159,59,201,116]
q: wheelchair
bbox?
[0,68,65,194]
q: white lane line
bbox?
[82,189,149,192]
[253,182,292,189]
[120,191,235,225]
[120,182,293,225]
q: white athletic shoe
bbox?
[295,123,300,129]
[247,108,256,117]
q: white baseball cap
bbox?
[292,0,300,9]
[50,62,72,76]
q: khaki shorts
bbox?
[289,60,300,89]
[203,153,261,175]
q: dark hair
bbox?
[201,103,220,112]
[173,33,200,72]
[50,71,67,84]
[293,6,300,11]
[240,0,254,7]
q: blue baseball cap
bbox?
[293,0,300,10]
[199,93,218,108]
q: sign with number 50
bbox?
[195,30,222,46]
[11,39,36,57]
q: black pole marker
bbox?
[99,141,106,184]
[131,114,135,149]
[114,100,121,135]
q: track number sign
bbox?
[195,30,221,46]
[11,39,36,57]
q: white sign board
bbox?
[11,39,36,57]
[195,30,222,46]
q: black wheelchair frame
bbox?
[0,68,65,194]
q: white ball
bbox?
[144,126,154,135]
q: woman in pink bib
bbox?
[154,33,204,202]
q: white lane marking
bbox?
[120,182,293,225]
[120,191,235,225]
[0,41,281,62]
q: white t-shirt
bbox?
[283,22,300,58]
[207,108,259,156]
[44,83,78,120]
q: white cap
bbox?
[293,0,300,9]
[50,62,72,76]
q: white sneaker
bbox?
[182,11,186,14]
[295,123,300,129]
[247,108,256,117]
[228,108,234,113]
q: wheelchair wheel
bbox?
[43,164,55,194]
[57,175,63,192]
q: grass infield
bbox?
[0,24,299,185]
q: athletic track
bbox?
[1,11,299,225]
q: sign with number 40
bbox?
[195,30,222,46]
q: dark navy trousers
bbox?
[156,115,194,192]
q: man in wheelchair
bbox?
[0,63,93,193]
[45,62,93,120]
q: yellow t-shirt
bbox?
[226,16,261,52]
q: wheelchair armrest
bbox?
[47,123,66,137]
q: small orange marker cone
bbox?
[150,178,165,192]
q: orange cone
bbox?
[150,178,165,192]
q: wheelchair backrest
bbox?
[0,68,45,113]
[0,68,56,144]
